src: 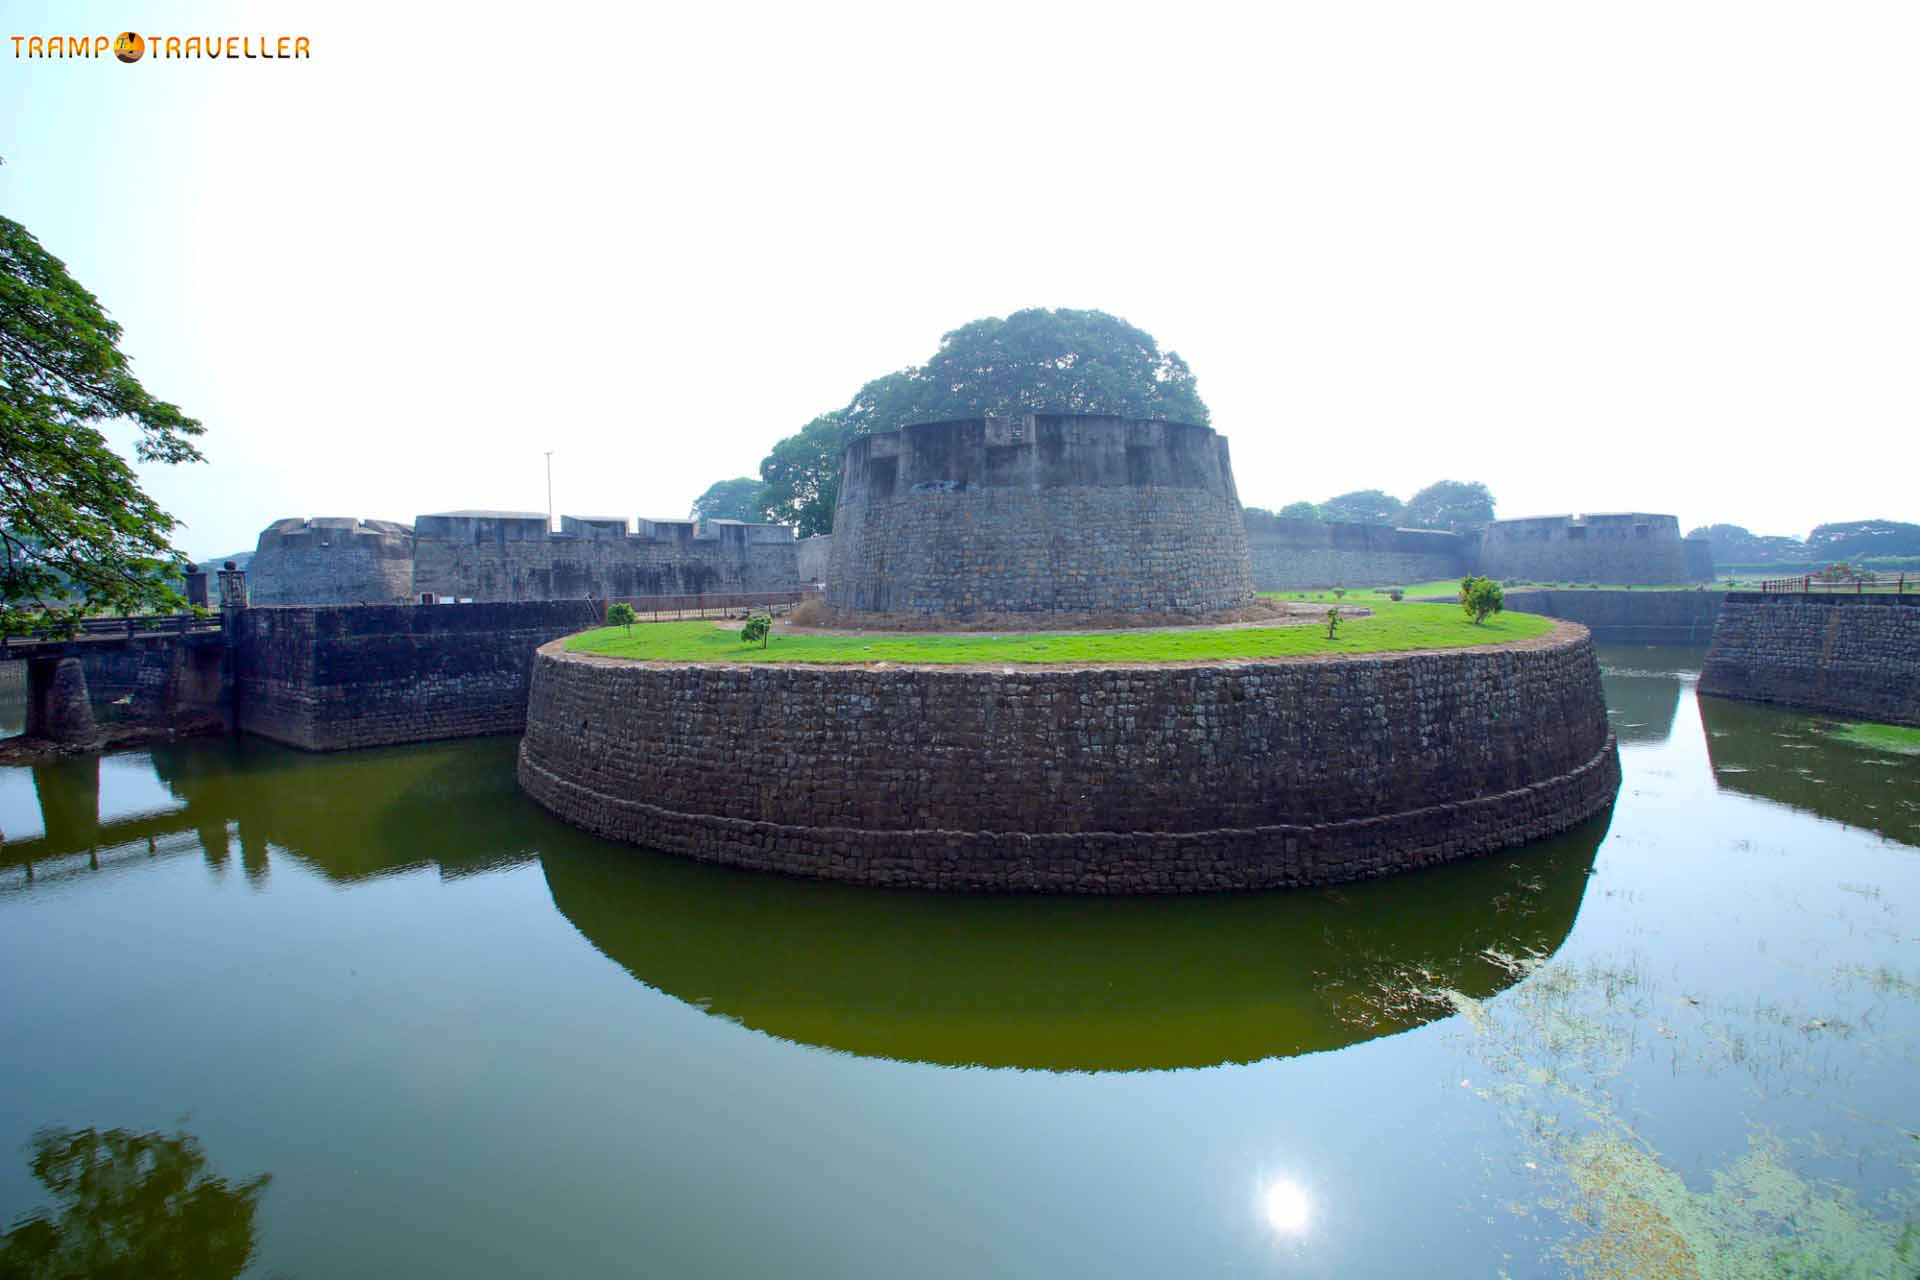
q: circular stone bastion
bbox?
[516,623,1621,894]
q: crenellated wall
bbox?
[412,512,799,602]
[249,518,416,605]
[826,414,1254,616]
[517,624,1620,893]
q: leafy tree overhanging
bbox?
[756,308,1208,536]
[0,214,204,630]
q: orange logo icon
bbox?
[113,31,144,62]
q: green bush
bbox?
[741,613,773,648]
[1325,607,1341,639]
[606,602,637,635]
[1458,575,1505,625]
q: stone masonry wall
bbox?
[78,636,231,731]
[826,414,1254,616]
[235,600,601,750]
[1500,590,1727,644]
[1479,513,1702,585]
[1699,593,1920,726]
[413,513,799,602]
[796,535,833,585]
[250,518,416,606]
[518,625,1620,893]
[1244,515,1468,589]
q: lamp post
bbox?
[545,450,555,532]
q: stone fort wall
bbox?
[234,600,601,750]
[1699,593,1920,726]
[251,513,802,605]
[1478,513,1699,585]
[412,513,799,602]
[517,625,1620,893]
[825,414,1255,616]
[249,518,416,605]
[1244,514,1467,589]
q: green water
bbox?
[1,646,1916,1277]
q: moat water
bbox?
[1,647,1916,1277]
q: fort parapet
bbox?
[249,511,802,605]
[1478,513,1695,585]
[1243,514,1466,590]
[249,518,415,606]
[412,511,799,602]
[825,413,1255,616]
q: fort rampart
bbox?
[1498,590,1727,645]
[1478,513,1698,585]
[249,518,416,605]
[234,600,600,750]
[1244,515,1466,590]
[1699,593,1920,726]
[825,415,1254,616]
[517,625,1620,893]
[249,513,803,606]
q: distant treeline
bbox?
[1690,520,1920,571]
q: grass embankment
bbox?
[1825,722,1920,755]
[565,602,1557,665]
[1260,582,1711,603]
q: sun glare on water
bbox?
[1262,1178,1311,1234]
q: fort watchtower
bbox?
[825,413,1255,616]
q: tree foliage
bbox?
[1,215,203,631]
[1275,500,1322,521]
[757,308,1208,536]
[0,1125,270,1280]
[606,601,637,634]
[1403,479,1495,532]
[1318,489,1405,526]
[1459,575,1505,624]
[689,476,767,523]
[740,612,772,648]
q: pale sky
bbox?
[6,1,1914,560]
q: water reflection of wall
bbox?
[3,738,540,884]
[1602,672,1683,746]
[1699,697,1920,847]
[540,808,1611,1073]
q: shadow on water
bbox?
[540,811,1611,1072]
[1698,695,1920,848]
[0,1125,269,1280]
[3,732,1611,1073]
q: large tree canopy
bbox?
[689,476,767,523]
[1,215,203,630]
[1317,489,1406,526]
[1402,480,1495,532]
[758,309,1208,536]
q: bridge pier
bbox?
[25,656,97,744]
[32,757,102,856]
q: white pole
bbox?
[545,451,555,532]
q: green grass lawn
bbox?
[1260,581,1713,603]
[1824,722,1920,755]
[565,601,1557,665]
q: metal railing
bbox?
[0,612,223,655]
[1759,574,1910,594]
[600,589,817,622]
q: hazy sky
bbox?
[6,1,1914,559]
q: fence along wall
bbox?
[518,625,1621,894]
[1698,592,1920,726]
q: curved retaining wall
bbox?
[825,414,1254,616]
[517,626,1620,893]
